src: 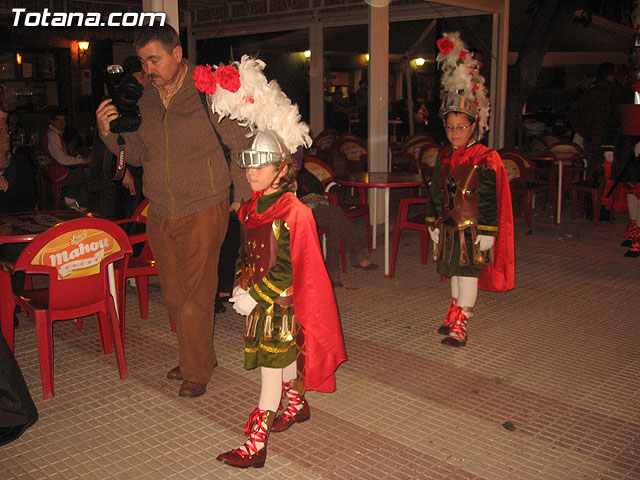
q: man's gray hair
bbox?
[134,24,180,53]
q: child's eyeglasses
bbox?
[444,124,472,132]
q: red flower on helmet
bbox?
[193,64,217,95]
[460,50,468,61]
[214,65,241,93]
[437,37,454,56]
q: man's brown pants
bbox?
[147,200,228,383]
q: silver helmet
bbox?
[237,130,290,169]
[438,92,478,122]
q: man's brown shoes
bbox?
[179,380,206,398]
[166,366,183,381]
[167,367,206,397]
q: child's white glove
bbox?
[429,226,440,244]
[475,235,495,252]
[232,285,247,299]
[229,290,258,316]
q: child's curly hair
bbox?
[272,157,298,192]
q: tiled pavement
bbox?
[1,204,639,479]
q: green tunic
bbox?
[238,190,297,370]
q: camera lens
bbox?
[106,65,143,133]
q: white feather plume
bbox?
[436,31,490,139]
[207,55,312,154]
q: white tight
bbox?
[258,361,297,412]
[451,276,478,316]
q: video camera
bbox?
[106,64,143,133]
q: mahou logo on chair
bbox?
[33,229,121,279]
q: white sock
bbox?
[451,276,459,300]
[457,276,478,318]
[258,367,283,413]
[282,361,297,383]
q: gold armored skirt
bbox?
[244,303,298,370]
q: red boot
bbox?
[441,306,470,347]
[621,220,637,247]
[437,297,457,335]
[217,408,275,468]
[625,227,640,258]
[272,380,310,433]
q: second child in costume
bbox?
[216,132,346,468]
[616,32,640,257]
[426,32,514,348]
[615,96,640,257]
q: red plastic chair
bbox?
[499,148,556,232]
[114,199,177,334]
[417,142,441,173]
[0,264,16,350]
[394,135,429,172]
[337,134,368,173]
[405,132,433,145]
[312,128,339,165]
[304,156,372,252]
[303,157,338,191]
[565,160,606,227]
[388,144,438,277]
[0,218,132,398]
[389,198,430,278]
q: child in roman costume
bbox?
[426,32,515,347]
[614,118,640,258]
[615,55,640,257]
[192,57,346,469]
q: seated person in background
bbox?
[413,101,429,134]
[296,164,377,287]
[7,112,24,142]
[63,123,84,155]
[44,111,90,211]
[0,109,36,214]
[0,108,37,325]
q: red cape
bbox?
[239,191,347,392]
[442,143,515,292]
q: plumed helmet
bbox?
[237,130,290,168]
[438,92,478,122]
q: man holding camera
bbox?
[96,25,251,398]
